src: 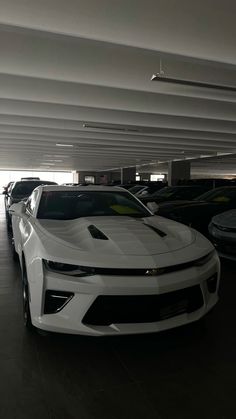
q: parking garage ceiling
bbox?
[0,0,236,173]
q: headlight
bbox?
[193,250,216,266]
[43,260,96,277]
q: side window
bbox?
[26,191,38,215]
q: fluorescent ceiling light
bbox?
[44,159,63,162]
[217,152,233,156]
[83,123,139,133]
[44,154,68,158]
[56,143,74,147]
[151,74,236,92]
[41,162,55,165]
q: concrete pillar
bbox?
[77,171,98,184]
[107,171,121,184]
[72,171,79,183]
[140,173,150,181]
[168,160,190,186]
[120,167,136,184]
[75,171,122,185]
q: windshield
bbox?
[37,190,151,220]
[150,187,179,198]
[12,181,56,197]
[194,187,236,203]
[150,186,206,200]
[129,185,145,194]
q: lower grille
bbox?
[82,285,204,326]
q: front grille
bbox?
[44,290,74,314]
[82,285,204,326]
[47,251,214,278]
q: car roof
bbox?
[13,180,56,185]
[36,185,126,193]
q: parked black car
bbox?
[128,182,167,197]
[208,210,236,261]
[139,185,210,205]
[3,181,14,212]
[156,186,236,236]
[4,179,57,230]
[177,178,236,187]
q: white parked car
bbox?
[10,185,220,336]
[209,209,236,261]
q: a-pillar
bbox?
[168,160,190,186]
[120,167,136,184]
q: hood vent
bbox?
[88,225,109,240]
[144,224,167,237]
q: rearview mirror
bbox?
[147,201,159,214]
[9,202,26,216]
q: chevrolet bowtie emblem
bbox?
[145,269,158,276]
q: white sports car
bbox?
[10,185,220,336]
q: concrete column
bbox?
[168,160,190,186]
[120,167,136,184]
[140,173,150,181]
[77,171,98,184]
[72,171,79,183]
[75,171,122,185]
[107,171,121,184]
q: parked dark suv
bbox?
[5,179,57,230]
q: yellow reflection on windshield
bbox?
[110,205,139,214]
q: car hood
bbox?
[157,200,222,212]
[35,215,196,256]
[158,200,202,209]
[140,195,169,204]
[11,194,29,202]
[212,210,236,228]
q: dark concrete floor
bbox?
[0,196,236,419]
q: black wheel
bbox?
[6,213,12,232]
[12,239,18,262]
[22,271,34,331]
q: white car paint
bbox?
[11,185,220,336]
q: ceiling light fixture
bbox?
[56,143,74,147]
[83,123,139,133]
[44,159,63,162]
[151,73,236,92]
[41,162,55,166]
[216,152,233,156]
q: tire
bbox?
[22,270,34,331]
[6,213,12,232]
[11,239,18,262]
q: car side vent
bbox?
[145,224,167,237]
[88,225,109,240]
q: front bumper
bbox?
[29,253,220,336]
[209,226,236,261]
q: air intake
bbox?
[88,225,108,240]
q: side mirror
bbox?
[139,190,148,196]
[2,190,7,195]
[147,201,159,214]
[9,202,26,216]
